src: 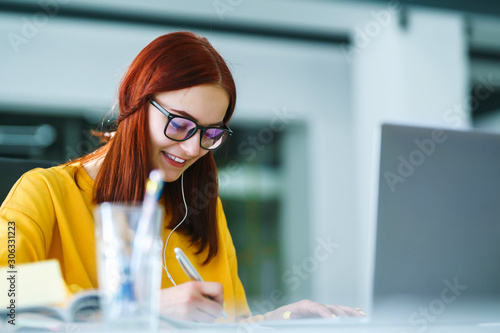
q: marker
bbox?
[174,247,228,320]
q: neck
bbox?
[82,156,104,181]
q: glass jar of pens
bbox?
[94,170,165,330]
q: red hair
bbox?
[73,31,236,264]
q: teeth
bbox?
[166,153,185,163]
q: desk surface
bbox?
[45,322,500,333]
[9,299,500,332]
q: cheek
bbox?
[189,150,210,165]
[199,150,210,159]
[150,130,164,148]
[149,117,166,147]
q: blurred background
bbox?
[1,0,500,314]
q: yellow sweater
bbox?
[0,164,251,321]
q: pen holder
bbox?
[94,202,164,330]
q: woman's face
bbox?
[148,84,229,182]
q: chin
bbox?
[161,170,183,183]
[162,175,181,183]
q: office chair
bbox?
[0,157,57,204]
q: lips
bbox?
[162,152,186,167]
[165,153,185,163]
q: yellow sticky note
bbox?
[0,260,67,308]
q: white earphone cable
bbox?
[162,172,188,286]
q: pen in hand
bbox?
[174,247,228,320]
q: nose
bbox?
[179,130,202,157]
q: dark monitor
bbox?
[372,123,500,323]
[0,157,57,204]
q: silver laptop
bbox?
[372,123,500,326]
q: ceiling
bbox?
[352,0,500,17]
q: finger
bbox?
[162,303,219,324]
[161,283,223,321]
[198,282,224,305]
[177,299,221,323]
[194,294,224,318]
[325,305,350,318]
[181,281,224,306]
[309,304,337,319]
[294,300,336,319]
[190,305,220,323]
[336,305,366,317]
[326,305,365,317]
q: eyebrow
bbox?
[169,107,225,127]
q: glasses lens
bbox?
[201,128,228,149]
[166,117,197,140]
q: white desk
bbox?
[69,322,500,333]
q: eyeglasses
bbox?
[150,100,233,151]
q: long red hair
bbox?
[73,31,236,264]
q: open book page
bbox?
[2,290,100,331]
[1,260,100,330]
[12,289,100,321]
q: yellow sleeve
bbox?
[217,199,272,324]
[217,198,252,320]
[2,165,104,293]
[0,169,56,266]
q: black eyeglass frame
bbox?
[150,100,233,151]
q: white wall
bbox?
[350,8,469,312]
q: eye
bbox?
[202,129,226,148]
[171,120,189,131]
[170,118,195,131]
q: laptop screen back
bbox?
[373,124,500,301]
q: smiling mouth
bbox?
[163,152,186,164]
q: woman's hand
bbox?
[263,299,366,321]
[159,281,224,323]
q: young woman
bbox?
[0,31,364,323]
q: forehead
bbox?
[154,85,229,125]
